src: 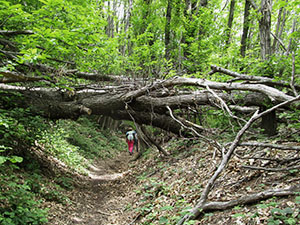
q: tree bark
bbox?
[240,0,251,57]
[259,0,272,60]
[271,6,285,54]
[260,106,277,136]
[225,0,236,46]
[1,68,299,135]
[201,185,300,211]
[258,0,277,136]
[165,0,172,60]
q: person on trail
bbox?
[125,128,138,155]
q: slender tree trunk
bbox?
[140,0,152,35]
[111,0,117,38]
[271,6,284,54]
[225,0,236,46]
[165,0,172,60]
[200,0,208,7]
[240,0,251,57]
[127,0,133,56]
[286,17,296,56]
[106,1,112,37]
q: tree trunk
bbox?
[258,0,276,136]
[1,69,298,136]
[126,0,133,56]
[271,6,285,54]
[260,106,277,136]
[225,0,236,46]
[259,0,272,60]
[240,0,251,57]
[165,0,172,60]
[106,1,112,37]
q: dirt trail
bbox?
[48,151,137,225]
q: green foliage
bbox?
[202,108,240,139]
[1,0,299,81]
[59,117,126,159]
[37,125,88,173]
[268,207,299,225]
[252,197,300,225]
[278,109,300,141]
[0,97,125,223]
[0,0,122,81]
[0,106,48,147]
[0,146,23,165]
[0,167,48,225]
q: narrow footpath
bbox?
[47,151,139,225]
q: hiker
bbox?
[125,128,138,155]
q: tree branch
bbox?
[176,95,300,225]
[242,164,300,172]
[0,30,34,36]
[201,185,300,211]
[162,76,296,105]
[210,65,299,90]
[0,71,45,83]
[239,142,300,151]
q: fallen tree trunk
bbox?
[1,73,299,135]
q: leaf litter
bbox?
[45,140,300,225]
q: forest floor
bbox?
[46,150,141,225]
[45,141,300,225]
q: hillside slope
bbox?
[47,139,300,225]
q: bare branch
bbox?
[166,106,223,151]
[239,142,300,151]
[164,77,295,104]
[177,95,300,225]
[210,65,299,90]
[201,185,300,211]
[140,125,169,156]
[0,71,45,83]
[0,30,34,36]
[242,164,300,172]
[229,105,258,113]
[270,32,287,51]
[206,84,246,123]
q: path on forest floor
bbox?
[49,151,137,225]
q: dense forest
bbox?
[0,0,300,224]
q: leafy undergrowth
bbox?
[0,108,125,224]
[1,107,300,224]
[104,138,300,225]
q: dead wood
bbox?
[201,185,300,211]
[239,142,300,151]
[210,65,300,90]
[176,95,300,225]
[0,71,45,83]
[0,30,34,36]
[242,164,300,172]
[140,125,169,156]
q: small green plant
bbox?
[254,196,300,225]
[54,176,74,190]
[232,213,245,218]
[0,146,23,165]
[58,117,126,160]
[268,207,297,225]
[0,170,48,225]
